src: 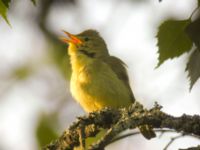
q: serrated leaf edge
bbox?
[156,19,193,67]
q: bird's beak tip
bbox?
[59,37,70,44]
[62,30,70,36]
[60,30,82,45]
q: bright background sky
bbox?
[0,0,200,150]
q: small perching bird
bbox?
[61,29,155,140]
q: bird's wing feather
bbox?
[102,56,135,102]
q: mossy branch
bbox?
[43,102,200,150]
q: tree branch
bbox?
[43,102,200,150]
[179,145,200,150]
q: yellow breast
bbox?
[70,60,132,112]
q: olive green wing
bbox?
[102,56,135,102]
[102,56,155,139]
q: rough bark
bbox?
[43,102,200,150]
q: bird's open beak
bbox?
[60,30,83,45]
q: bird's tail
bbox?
[138,125,156,140]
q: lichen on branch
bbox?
[44,102,200,150]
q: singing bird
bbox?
[61,29,155,140]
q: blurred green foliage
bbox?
[13,66,32,80]
[36,115,58,147]
[48,43,72,80]
[2,0,10,7]
[85,129,106,149]
[0,0,35,24]
[31,0,36,5]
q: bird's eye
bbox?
[84,37,89,41]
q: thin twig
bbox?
[189,6,200,19]
[179,145,200,150]
[163,134,183,150]
[110,129,174,145]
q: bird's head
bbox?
[60,29,109,58]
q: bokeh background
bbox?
[0,0,200,149]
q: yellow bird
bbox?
[61,29,155,142]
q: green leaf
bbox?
[0,0,10,24]
[186,49,200,90]
[13,66,32,80]
[156,19,193,67]
[185,17,200,50]
[86,129,106,149]
[2,0,10,8]
[31,0,36,5]
[36,115,58,147]
[48,43,71,79]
